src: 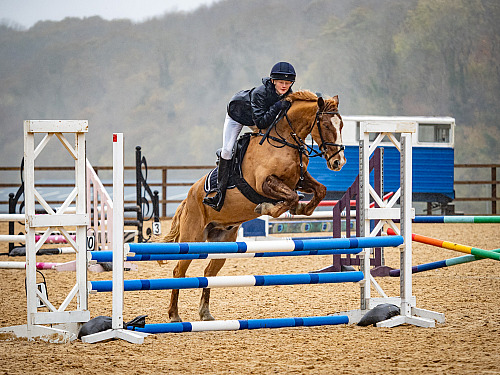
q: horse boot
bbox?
[203,157,231,211]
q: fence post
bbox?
[492,166,497,215]
[162,167,167,218]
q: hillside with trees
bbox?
[1,0,498,171]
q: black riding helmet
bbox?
[270,62,296,82]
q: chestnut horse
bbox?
[162,90,346,322]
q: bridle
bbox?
[257,105,345,185]
[314,111,345,163]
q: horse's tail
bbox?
[161,199,187,243]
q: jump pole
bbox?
[394,216,500,224]
[129,315,349,333]
[89,271,364,292]
[125,236,402,255]
[389,248,500,277]
[0,261,64,270]
[89,248,364,263]
[387,228,500,261]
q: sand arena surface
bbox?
[0,221,499,374]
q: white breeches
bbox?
[221,113,244,160]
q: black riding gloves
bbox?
[272,100,291,111]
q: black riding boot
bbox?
[203,157,231,211]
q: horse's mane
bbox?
[286,90,318,103]
[287,90,338,111]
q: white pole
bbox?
[23,121,36,335]
[83,133,146,343]
[112,133,124,330]
[0,235,26,243]
[76,130,88,312]
[0,214,25,222]
[400,133,413,317]
[359,134,371,310]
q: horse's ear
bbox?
[332,95,339,106]
[317,96,325,110]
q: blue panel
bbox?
[241,218,267,236]
[412,147,454,198]
[307,146,359,191]
[306,146,454,200]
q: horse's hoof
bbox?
[254,202,274,215]
[200,312,215,321]
[290,202,307,215]
[169,315,182,323]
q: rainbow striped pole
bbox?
[387,228,500,261]
[394,216,500,224]
[389,248,500,277]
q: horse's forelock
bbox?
[323,97,339,112]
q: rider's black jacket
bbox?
[227,78,292,129]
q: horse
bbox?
[162,90,346,322]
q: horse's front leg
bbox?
[254,175,300,218]
[290,170,326,216]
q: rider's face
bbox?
[272,80,293,95]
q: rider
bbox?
[203,61,296,211]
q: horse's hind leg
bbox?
[167,182,208,322]
[198,225,239,321]
[199,259,226,321]
[168,259,193,322]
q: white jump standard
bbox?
[0,120,90,343]
[339,121,444,327]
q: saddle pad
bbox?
[203,166,236,194]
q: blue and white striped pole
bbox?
[90,271,364,293]
[89,248,362,263]
[126,236,404,255]
[127,315,349,333]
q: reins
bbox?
[257,104,344,186]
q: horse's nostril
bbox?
[333,160,339,168]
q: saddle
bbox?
[204,133,280,205]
